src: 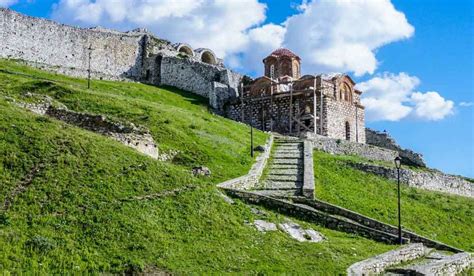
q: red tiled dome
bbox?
[269,48,299,59]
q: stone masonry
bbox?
[366,128,426,167]
[0,8,242,109]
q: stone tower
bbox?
[263,48,301,80]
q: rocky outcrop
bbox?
[366,128,426,167]
[349,162,473,198]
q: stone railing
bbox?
[302,140,315,199]
[292,197,462,253]
[349,162,473,198]
[222,189,409,245]
[218,135,273,190]
[306,133,398,163]
[347,243,426,276]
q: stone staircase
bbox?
[259,136,304,196]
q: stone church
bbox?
[226,48,366,143]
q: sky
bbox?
[3,0,473,177]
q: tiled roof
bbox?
[269,48,299,58]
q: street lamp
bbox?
[394,156,402,245]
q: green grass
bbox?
[0,59,395,273]
[314,150,474,251]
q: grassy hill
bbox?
[0,60,397,273]
[313,151,474,251]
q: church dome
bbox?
[269,48,300,59]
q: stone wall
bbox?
[414,252,472,275]
[347,243,426,276]
[221,188,409,244]
[218,135,273,190]
[349,163,473,198]
[293,197,462,252]
[366,128,426,167]
[306,133,398,163]
[0,8,145,80]
[0,8,242,110]
[323,82,366,143]
[160,56,242,109]
[303,140,315,198]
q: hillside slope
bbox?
[0,60,395,273]
[313,151,474,251]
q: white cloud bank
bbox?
[282,0,414,76]
[51,0,267,58]
[357,73,454,121]
[0,0,17,7]
[51,0,413,76]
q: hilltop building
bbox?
[226,48,366,143]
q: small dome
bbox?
[269,48,299,59]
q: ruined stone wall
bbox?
[0,8,145,80]
[366,128,426,167]
[349,162,473,198]
[160,56,242,109]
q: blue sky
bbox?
[5,0,473,177]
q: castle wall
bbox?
[160,56,241,108]
[0,8,144,80]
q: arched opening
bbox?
[178,45,194,56]
[201,51,216,65]
[345,121,351,141]
[340,82,352,102]
[270,64,275,79]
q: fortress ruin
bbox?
[0,8,365,143]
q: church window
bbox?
[270,64,275,79]
[345,122,351,141]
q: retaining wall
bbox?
[350,163,473,198]
[221,188,409,244]
[292,197,462,252]
[307,134,398,163]
[347,243,426,276]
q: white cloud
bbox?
[0,0,17,7]
[357,72,454,121]
[51,0,267,58]
[410,92,454,121]
[51,0,414,77]
[459,102,473,107]
[282,0,414,76]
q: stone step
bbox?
[272,159,303,165]
[275,144,301,148]
[267,175,303,182]
[268,168,300,175]
[269,164,302,170]
[273,153,302,158]
[263,180,303,190]
[274,148,301,152]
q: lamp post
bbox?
[394,156,402,245]
[250,124,254,158]
[87,44,93,89]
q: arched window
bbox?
[270,64,275,79]
[340,83,352,102]
[345,121,351,141]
